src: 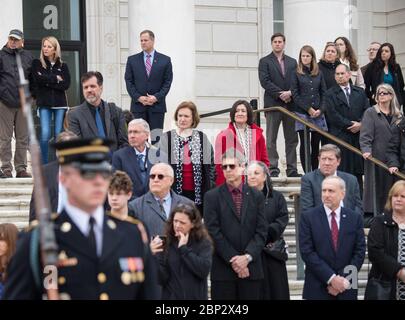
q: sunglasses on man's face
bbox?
[149,174,167,180]
[221,164,237,170]
[79,170,111,180]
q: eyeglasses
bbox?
[79,170,112,180]
[378,92,392,96]
[367,48,379,52]
[149,174,167,180]
[221,164,237,170]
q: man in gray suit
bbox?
[300,144,362,215]
[68,71,128,152]
[258,33,300,177]
[128,162,193,238]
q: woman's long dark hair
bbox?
[163,203,212,250]
[372,42,398,73]
[334,36,359,71]
[0,223,18,282]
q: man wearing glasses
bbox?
[128,162,193,241]
[204,149,267,300]
[361,42,381,76]
[4,138,159,300]
[0,29,33,178]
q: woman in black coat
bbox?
[367,181,405,300]
[318,42,341,90]
[292,45,327,172]
[364,43,405,107]
[247,161,290,300]
[32,36,70,164]
[153,203,213,300]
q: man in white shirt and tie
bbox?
[299,175,366,300]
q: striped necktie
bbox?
[145,54,152,77]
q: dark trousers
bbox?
[298,130,322,173]
[133,109,165,144]
[211,279,261,300]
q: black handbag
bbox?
[263,238,288,261]
[364,277,392,300]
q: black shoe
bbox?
[287,171,302,178]
[270,171,279,177]
[0,169,6,178]
[2,169,12,178]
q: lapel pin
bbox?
[107,219,117,230]
[61,222,71,233]
[342,214,346,218]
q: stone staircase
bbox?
[0,176,370,300]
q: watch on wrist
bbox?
[246,254,252,263]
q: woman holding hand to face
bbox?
[152,204,213,300]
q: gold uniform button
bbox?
[99,293,109,300]
[58,277,66,285]
[98,273,107,284]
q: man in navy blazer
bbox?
[112,119,166,200]
[299,176,366,300]
[125,30,173,135]
[300,144,362,215]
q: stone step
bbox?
[272,177,302,188]
[0,188,33,199]
[286,264,370,280]
[0,178,33,189]
[0,199,30,211]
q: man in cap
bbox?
[0,29,33,178]
[4,138,159,300]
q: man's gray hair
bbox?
[322,175,346,191]
[336,63,351,73]
[151,162,174,178]
[128,118,150,133]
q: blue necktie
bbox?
[95,107,106,138]
[137,154,146,184]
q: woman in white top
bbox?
[335,36,365,89]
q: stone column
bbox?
[0,0,23,43]
[128,0,195,130]
[284,0,350,59]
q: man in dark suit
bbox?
[325,64,370,192]
[204,149,267,300]
[68,71,128,152]
[128,163,193,238]
[258,33,299,177]
[300,144,362,215]
[112,118,166,200]
[299,175,366,300]
[29,131,78,222]
[125,30,173,136]
[4,138,158,300]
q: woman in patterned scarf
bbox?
[158,101,215,214]
[215,100,269,186]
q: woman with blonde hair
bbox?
[360,84,401,215]
[366,180,405,300]
[291,45,327,172]
[0,223,18,299]
[335,36,365,89]
[32,36,70,164]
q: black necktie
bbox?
[344,87,350,105]
[88,217,97,256]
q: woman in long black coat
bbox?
[247,161,290,300]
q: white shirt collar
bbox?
[65,201,104,236]
[134,146,147,157]
[324,205,341,216]
[340,85,351,94]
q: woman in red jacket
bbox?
[215,100,269,185]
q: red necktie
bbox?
[331,211,339,251]
[145,54,152,77]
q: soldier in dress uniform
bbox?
[3,138,159,300]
